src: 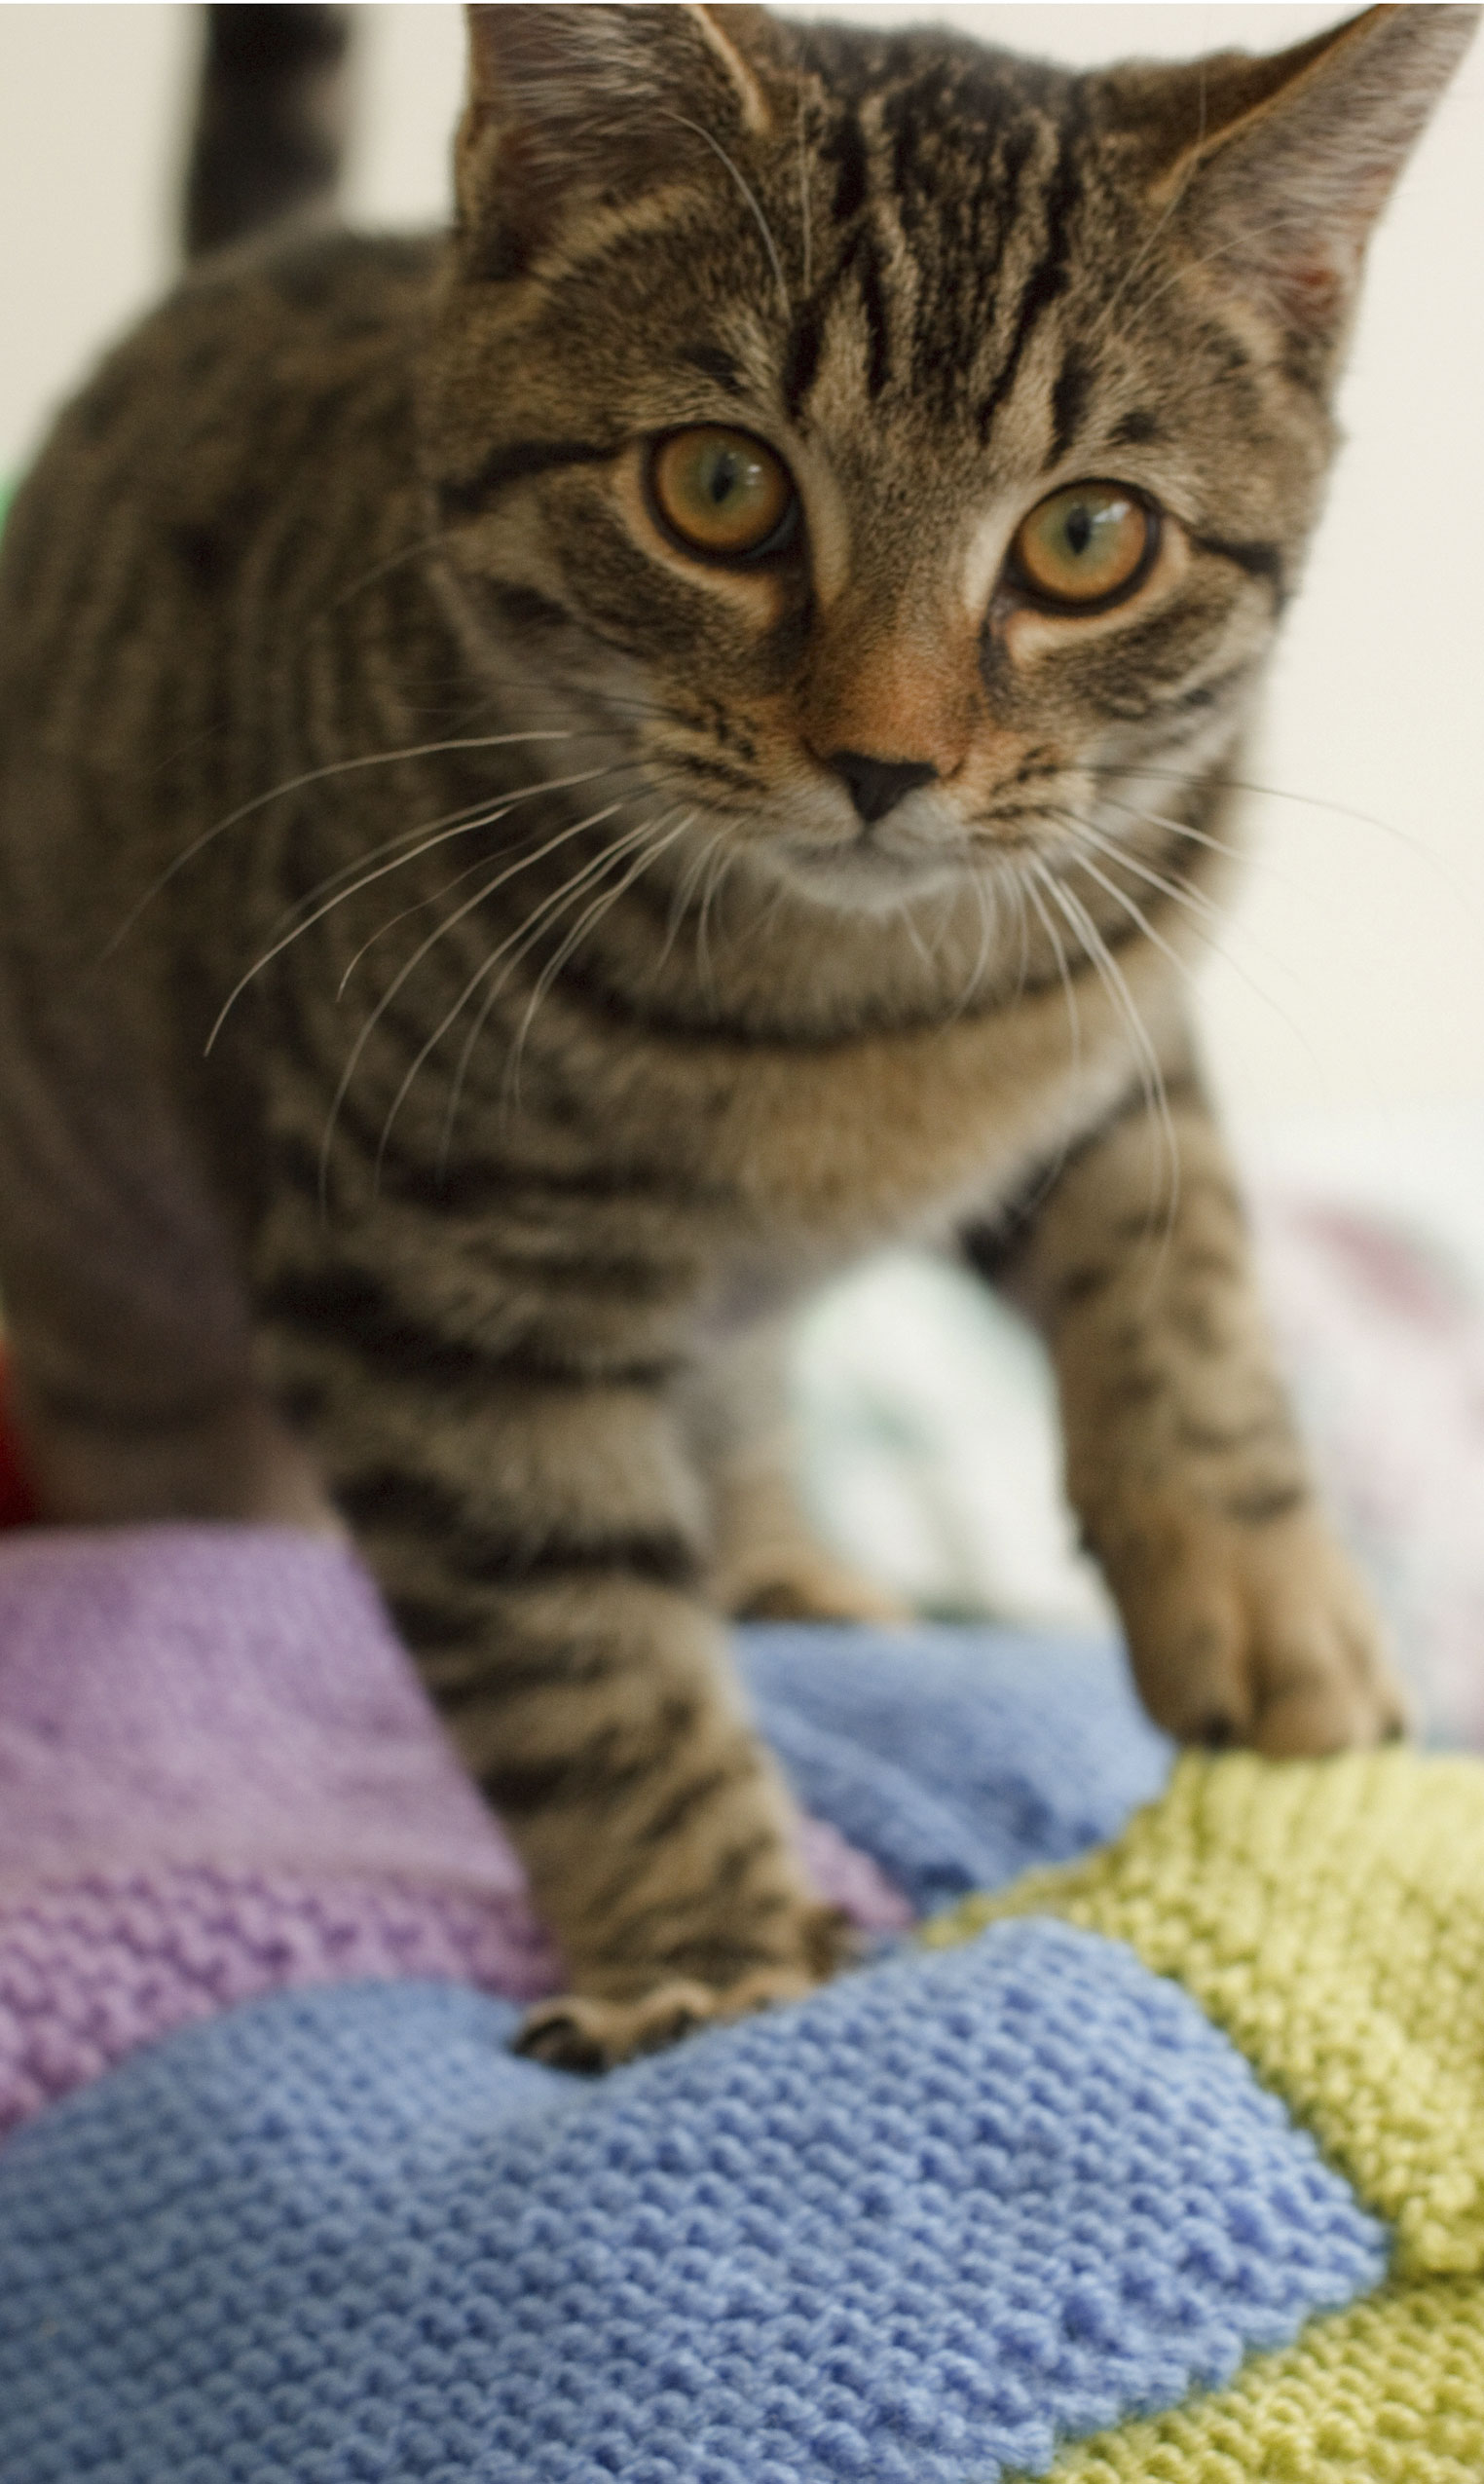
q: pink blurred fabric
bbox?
[0,1525,909,2137]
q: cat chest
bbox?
[548,974,1154,1260]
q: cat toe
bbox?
[1112,1500,1407,1759]
[515,1964,830,2072]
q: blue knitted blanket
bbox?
[0,1617,1403,2483]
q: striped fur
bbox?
[0,5,1471,2063]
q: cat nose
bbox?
[827,750,939,826]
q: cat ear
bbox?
[457,3,781,278]
[1110,4,1477,342]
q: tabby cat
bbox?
[0,4,1471,2067]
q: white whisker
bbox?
[1022,859,1082,1075]
[1042,870,1179,1255]
[204,762,643,1051]
[1058,806,1324,1074]
[1098,761,1480,923]
[693,832,738,1005]
[400,811,671,1184]
[319,796,634,1212]
[333,760,689,999]
[503,812,696,1111]
[659,111,791,315]
[367,806,659,1183]
[103,726,604,958]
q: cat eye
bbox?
[1009,482,1158,613]
[647,427,799,564]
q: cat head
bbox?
[420,3,1474,922]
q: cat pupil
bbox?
[708,453,739,507]
[1065,504,1093,558]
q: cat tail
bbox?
[183,4,352,262]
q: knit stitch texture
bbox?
[0,1937,1386,2484]
[5,1523,1481,2479]
[1023,2279,1484,2483]
[0,1529,924,2133]
[0,1527,1169,2133]
[931,1748,1484,2482]
[929,1748,1484,2276]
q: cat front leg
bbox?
[681,1322,909,1626]
[967,1061,1405,1757]
[271,1316,848,2068]
[476,1573,848,2070]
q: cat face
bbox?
[421,4,1472,921]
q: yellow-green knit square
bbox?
[1010,2279,1484,2483]
[926,1748,1484,2278]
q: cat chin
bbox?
[764,837,980,919]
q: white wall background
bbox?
[1,3,1480,1129]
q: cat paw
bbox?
[514,1964,826,2073]
[1107,1500,1406,1758]
[728,1554,911,1626]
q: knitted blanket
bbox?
[0,1525,1480,2480]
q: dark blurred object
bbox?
[184,4,351,262]
[0,1351,39,1527]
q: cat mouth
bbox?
[770,821,988,910]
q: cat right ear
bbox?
[1110,4,1478,352]
[457,3,782,280]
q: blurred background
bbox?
[1,6,1481,1727]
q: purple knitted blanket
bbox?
[0,1525,908,2134]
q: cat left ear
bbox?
[457,3,781,279]
[1115,4,1477,344]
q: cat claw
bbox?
[515,1966,824,2073]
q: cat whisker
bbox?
[204,760,648,1048]
[105,725,613,959]
[904,904,936,976]
[324,811,561,999]
[979,864,1078,1223]
[969,871,1002,1006]
[658,821,731,973]
[320,794,638,1212]
[278,757,647,955]
[659,111,791,315]
[991,854,1035,1010]
[1053,809,1226,930]
[319,525,459,612]
[1094,788,1249,871]
[502,811,696,1112]
[1021,857,1083,1078]
[327,760,672,996]
[427,809,673,1167]
[1039,869,1180,1254]
[1064,842,1199,994]
[337,835,554,1003]
[693,831,740,1006]
[943,869,1000,1021]
[371,806,668,1195]
[1097,761,1480,919]
[1057,805,1326,1077]
[431,827,665,1179]
[434,779,699,1169]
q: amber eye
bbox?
[647,426,798,563]
[1010,482,1157,612]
